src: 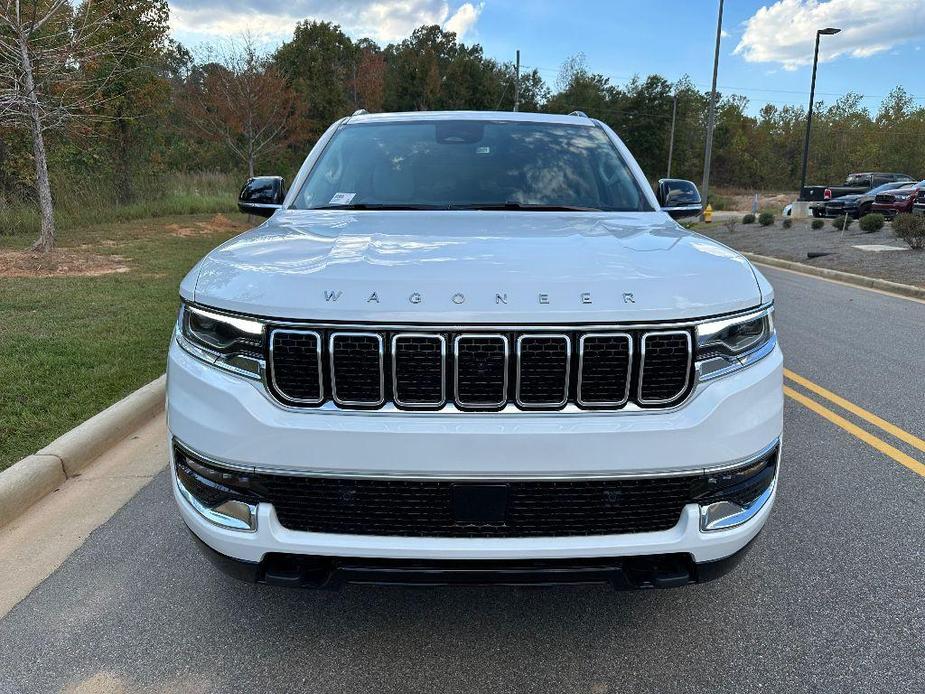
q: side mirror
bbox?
[238,176,286,218]
[656,179,703,220]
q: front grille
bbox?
[267,326,694,411]
[249,474,694,537]
[639,332,691,404]
[875,194,894,204]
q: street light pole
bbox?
[700,0,724,214]
[799,27,841,196]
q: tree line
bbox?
[2,1,924,251]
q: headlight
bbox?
[177,303,265,378]
[696,305,775,380]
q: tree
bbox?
[182,35,297,179]
[0,0,139,251]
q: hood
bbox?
[829,194,861,203]
[188,210,763,323]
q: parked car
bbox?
[803,172,914,213]
[819,181,913,219]
[914,188,925,216]
[170,110,782,590]
[871,180,925,220]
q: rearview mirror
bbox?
[656,179,703,220]
[238,176,286,218]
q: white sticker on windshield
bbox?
[328,192,356,205]
[476,146,490,155]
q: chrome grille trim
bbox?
[268,329,324,404]
[638,330,692,405]
[515,334,571,409]
[453,334,509,410]
[329,332,385,407]
[391,333,447,409]
[577,332,633,407]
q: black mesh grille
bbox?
[393,335,444,406]
[331,333,383,405]
[517,336,569,406]
[251,474,693,537]
[875,194,893,203]
[267,327,694,411]
[639,332,691,403]
[455,336,507,407]
[579,334,631,406]
[270,331,322,403]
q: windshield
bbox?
[293,120,653,212]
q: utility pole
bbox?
[667,93,678,179]
[701,0,724,214]
[799,28,842,195]
[514,50,521,112]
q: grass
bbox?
[0,212,252,471]
[0,171,240,238]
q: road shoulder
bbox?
[0,415,167,619]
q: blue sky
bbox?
[168,0,925,114]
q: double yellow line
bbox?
[784,368,925,478]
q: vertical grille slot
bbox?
[330,332,385,406]
[454,335,509,409]
[392,334,446,408]
[516,335,570,408]
[269,329,323,404]
[638,331,692,405]
[578,333,632,407]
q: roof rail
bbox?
[568,110,589,118]
[351,109,369,117]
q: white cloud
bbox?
[734,0,925,70]
[169,1,484,44]
[445,2,484,38]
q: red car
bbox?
[871,180,925,219]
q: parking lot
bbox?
[1,266,924,694]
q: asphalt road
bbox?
[2,266,924,694]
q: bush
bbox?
[782,218,793,229]
[859,213,885,233]
[758,212,774,226]
[893,213,925,250]
[831,215,853,231]
[742,213,756,224]
[811,219,825,230]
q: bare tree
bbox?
[182,35,297,179]
[0,1,139,251]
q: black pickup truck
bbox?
[802,172,914,214]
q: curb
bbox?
[743,252,925,301]
[0,375,166,529]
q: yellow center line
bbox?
[784,368,925,455]
[784,385,925,479]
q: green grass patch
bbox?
[0,212,251,471]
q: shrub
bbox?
[831,215,853,231]
[859,213,885,233]
[893,213,925,250]
[782,218,793,229]
[758,212,774,226]
[722,219,737,234]
[811,219,825,230]
[742,213,756,224]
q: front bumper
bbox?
[168,338,783,571]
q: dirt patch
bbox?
[0,248,130,278]
[167,213,241,237]
[717,190,798,213]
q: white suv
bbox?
[168,111,782,589]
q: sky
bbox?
[168,0,925,114]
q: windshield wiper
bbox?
[449,201,603,212]
[312,203,444,211]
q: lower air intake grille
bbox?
[639,332,691,404]
[251,475,694,537]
